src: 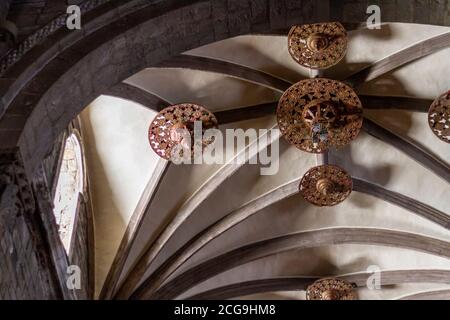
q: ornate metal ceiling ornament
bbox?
[299,164,352,207]
[148,103,218,161]
[428,90,450,143]
[306,278,357,300]
[288,22,348,69]
[277,78,363,153]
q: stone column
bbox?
[0,148,64,299]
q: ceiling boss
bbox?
[288,22,348,69]
[281,23,361,209]
[299,164,353,207]
[276,78,363,154]
[428,90,450,143]
[148,103,218,161]
[306,278,358,300]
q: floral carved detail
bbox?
[148,104,218,160]
[277,78,363,153]
[299,164,352,207]
[428,90,450,143]
[288,22,347,69]
[306,278,357,300]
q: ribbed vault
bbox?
[81,22,450,300]
[1,1,448,300]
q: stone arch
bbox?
[0,0,449,177]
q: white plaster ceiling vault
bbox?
[79,23,450,300]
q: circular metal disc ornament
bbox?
[306,278,357,300]
[277,78,363,153]
[428,90,450,143]
[288,22,348,69]
[299,164,352,207]
[148,103,218,160]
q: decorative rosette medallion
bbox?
[299,164,352,207]
[277,78,363,153]
[288,22,348,69]
[306,278,357,300]
[148,103,218,161]
[428,90,450,143]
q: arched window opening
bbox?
[53,133,84,254]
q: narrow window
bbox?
[53,133,84,253]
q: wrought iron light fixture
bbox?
[428,90,450,143]
[277,78,363,153]
[288,22,348,69]
[299,164,352,206]
[306,278,357,300]
[148,103,218,160]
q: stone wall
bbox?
[0,149,61,299]
[0,0,12,21]
[7,0,75,41]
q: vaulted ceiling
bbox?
[1,0,449,300]
[79,22,450,299]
